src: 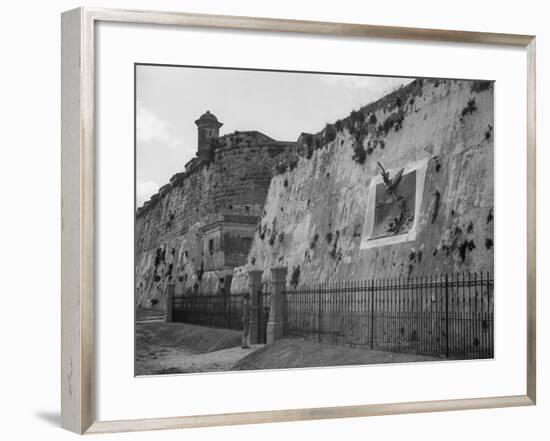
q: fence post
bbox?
[445,273,450,358]
[165,283,175,322]
[228,294,232,329]
[370,279,375,349]
[318,284,322,343]
[223,274,233,294]
[267,266,287,344]
[248,269,263,344]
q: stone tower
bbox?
[194,110,223,162]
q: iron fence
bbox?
[172,293,245,331]
[283,272,493,359]
[172,287,272,343]
[171,272,493,359]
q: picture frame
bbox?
[61,7,536,435]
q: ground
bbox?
[136,307,165,321]
[233,338,438,371]
[136,322,439,375]
[135,322,251,375]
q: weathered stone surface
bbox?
[232,79,494,290]
[135,117,296,311]
[137,80,494,307]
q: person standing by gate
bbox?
[241,293,253,349]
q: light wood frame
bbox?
[61,7,537,435]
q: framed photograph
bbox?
[61,7,536,434]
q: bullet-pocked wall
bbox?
[231,79,494,291]
[135,125,296,311]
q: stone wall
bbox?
[135,133,295,311]
[210,139,293,216]
[231,79,494,291]
[136,164,214,254]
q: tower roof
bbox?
[195,110,223,127]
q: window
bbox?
[208,239,214,255]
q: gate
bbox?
[171,288,270,345]
[257,282,271,344]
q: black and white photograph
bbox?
[134,64,494,376]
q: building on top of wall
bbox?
[201,214,259,272]
[135,111,297,308]
[194,110,223,163]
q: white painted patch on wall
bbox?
[289,212,312,256]
[360,157,429,249]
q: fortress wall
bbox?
[231,79,494,291]
[135,138,295,311]
[210,142,294,216]
[135,165,216,311]
[136,165,214,254]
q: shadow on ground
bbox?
[35,411,60,427]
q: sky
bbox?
[136,65,411,207]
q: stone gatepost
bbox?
[248,269,263,344]
[266,266,287,344]
[222,274,233,296]
[165,283,175,322]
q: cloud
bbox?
[136,102,184,151]
[136,180,160,207]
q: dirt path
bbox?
[135,321,260,375]
[136,322,440,376]
[140,345,263,375]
